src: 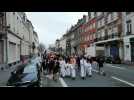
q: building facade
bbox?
[85,12,96,57]
[33,31,39,55]
[95,12,123,61]
[123,12,134,63]
[0,12,39,66]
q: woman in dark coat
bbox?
[96,56,105,75]
[53,57,60,81]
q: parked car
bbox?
[112,56,121,64]
[105,57,112,63]
[7,59,41,87]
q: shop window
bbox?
[126,20,132,35]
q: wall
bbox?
[7,33,20,63]
[86,44,96,57]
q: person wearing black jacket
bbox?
[53,57,60,81]
[48,58,55,75]
[96,56,105,76]
[76,56,80,72]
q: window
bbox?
[108,27,112,35]
[113,12,118,20]
[108,14,111,23]
[126,20,132,35]
[91,12,95,19]
[101,29,105,37]
[97,21,100,28]
[93,23,95,28]
[97,12,102,17]
[102,18,105,26]
[13,12,15,15]
[113,26,118,34]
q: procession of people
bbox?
[40,51,105,81]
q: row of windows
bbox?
[11,12,31,41]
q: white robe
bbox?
[80,59,86,77]
[59,60,66,77]
[70,64,76,78]
[65,63,71,76]
[85,62,92,76]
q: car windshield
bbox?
[23,64,37,74]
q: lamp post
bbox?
[32,42,36,56]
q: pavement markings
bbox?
[92,69,99,73]
[107,65,126,70]
[111,76,134,87]
[59,77,68,87]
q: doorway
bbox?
[0,40,3,64]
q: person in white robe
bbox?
[80,56,87,79]
[85,58,92,77]
[65,61,71,77]
[59,58,66,78]
[70,56,76,80]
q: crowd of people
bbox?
[41,51,105,81]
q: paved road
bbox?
[59,64,134,87]
[41,74,62,87]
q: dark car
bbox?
[105,57,112,63]
[112,56,121,64]
[7,59,41,87]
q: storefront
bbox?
[130,38,134,62]
[0,40,3,64]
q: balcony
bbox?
[108,33,120,39]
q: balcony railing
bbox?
[94,33,120,42]
[108,33,120,39]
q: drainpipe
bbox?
[4,12,8,64]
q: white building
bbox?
[59,36,66,55]
[0,12,38,66]
[123,12,134,63]
[33,31,39,55]
[95,12,123,61]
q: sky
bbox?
[26,12,88,48]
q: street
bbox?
[40,63,134,87]
[0,60,134,87]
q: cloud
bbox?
[26,12,88,48]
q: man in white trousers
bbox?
[85,58,92,77]
[65,61,71,77]
[59,57,66,78]
[80,56,87,80]
[70,56,76,80]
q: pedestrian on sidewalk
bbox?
[80,56,87,80]
[96,56,105,76]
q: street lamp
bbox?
[32,42,36,56]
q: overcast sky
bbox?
[26,12,88,48]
